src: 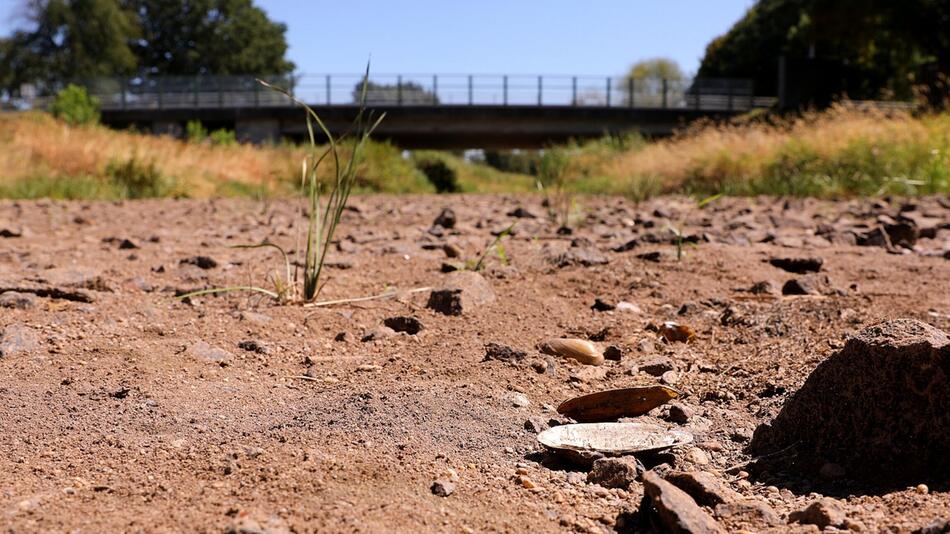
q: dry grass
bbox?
[0,112,299,197]
[572,104,950,198]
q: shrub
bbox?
[186,120,208,143]
[415,155,459,193]
[209,128,237,146]
[49,84,100,126]
[105,156,171,198]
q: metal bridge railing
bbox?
[22,74,777,112]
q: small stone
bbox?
[186,341,234,366]
[667,471,743,507]
[641,471,723,534]
[518,476,536,489]
[617,301,642,314]
[749,281,776,295]
[0,324,39,358]
[640,356,674,376]
[426,271,495,316]
[383,316,424,335]
[443,243,463,258]
[484,343,527,363]
[661,370,679,385]
[431,479,455,497]
[587,457,640,489]
[685,448,710,466]
[507,207,536,218]
[0,291,38,310]
[667,402,693,424]
[604,345,623,361]
[237,340,268,355]
[180,255,218,269]
[334,331,352,342]
[714,500,782,527]
[591,298,615,311]
[566,472,586,485]
[509,392,531,408]
[915,484,929,494]
[433,208,456,229]
[524,417,546,433]
[361,325,396,342]
[551,247,609,268]
[788,497,847,529]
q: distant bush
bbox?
[186,120,208,143]
[209,128,237,146]
[415,154,459,193]
[49,84,100,126]
[105,156,172,198]
[483,150,540,175]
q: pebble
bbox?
[915,484,929,494]
[0,291,38,310]
[517,476,536,489]
[431,479,455,497]
[509,393,531,408]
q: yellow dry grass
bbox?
[0,112,299,196]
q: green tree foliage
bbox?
[0,0,139,94]
[698,0,950,106]
[49,84,101,124]
[626,58,684,82]
[0,0,294,95]
[124,0,294,76]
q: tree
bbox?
[123,0,294,76]
[626,58,684,82]
[0,0,139,95]
[698,0,949,107]
[0,0,295,96]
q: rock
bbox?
[0,325,39,357]
[509,392,531,408]
[612,239,639,252]
[118,238,139,250]
[237,340,268,355]
[484,343,527,363]
[383,316,424,335]
[180,255,218,269]
[524,417,547,433]
[857,222,919,249]
[666,402,693,424]
[641,471,723,534]
[239,311,272,325]
[507,207,536,218]
[750,319,949,483]
[0,226,23,238]
[430,479,456,497]
[637,251,663,262]
[227,512,291,534]
[334,331,352,343]
[748,281,777,295]
[587,457,641,489]
[604,345,623,361]
[0,291,38,309]
[617,301,642,313]
[427,224,445,237]
[781,274,839,296]
[426,271,495,315]
[684,448,710,466]
[551,247,609,268]
[187,341,234,366]
[591,298,615,311]
[39,266,112,292]
[714,500,782,528]
[361,325,396,342]
[433,208,456,229]
[914,518,950,534]
[640,356,675,376]
[788,498,847,529]
[666,471,742,507]
[769,257,823,273]
[442,243,462,258]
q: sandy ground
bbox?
[0,194,948,533]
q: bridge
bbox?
[46,74,776,148]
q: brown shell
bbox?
[539,338,604,365]
[557,385,680,423]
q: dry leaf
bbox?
[539,338,604,365]
[557,385,680,423]
[538,422,693,455]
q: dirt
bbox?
[0,194,948,533]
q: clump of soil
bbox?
[750,319,949,484]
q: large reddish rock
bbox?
[750,319,949,483]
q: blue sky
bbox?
[1,0,754,76]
